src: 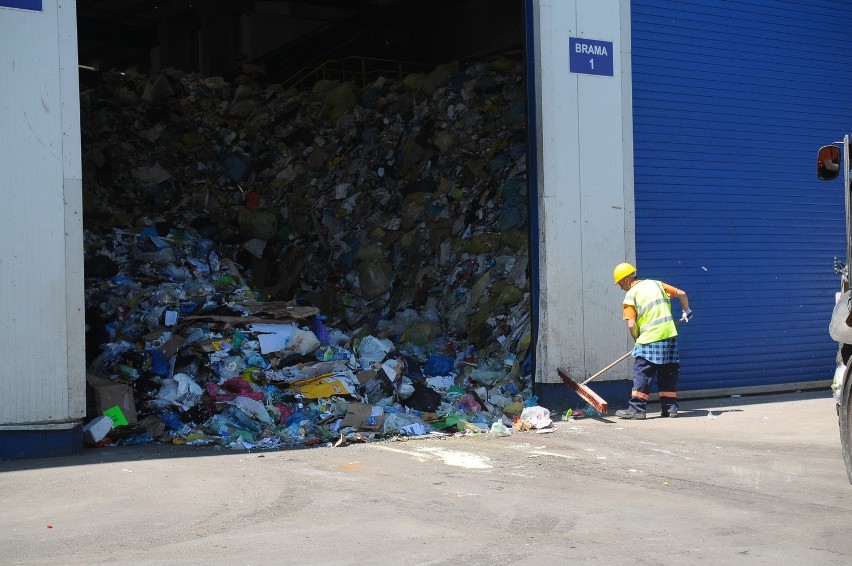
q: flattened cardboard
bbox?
[340,403,384,431]
[142,328,186,358]
[295,375,352,398]
[355,369,378,385]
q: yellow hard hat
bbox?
[613,262,636,285]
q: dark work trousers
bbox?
[629,356,680,414]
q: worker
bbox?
[818,146,840,173]
[612,262,692,419]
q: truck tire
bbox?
[840,363,852,484]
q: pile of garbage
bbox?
[81,57,541,449]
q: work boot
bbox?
[661,404,679,418]
[615,409,646,420]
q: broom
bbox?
[557,352,631,415]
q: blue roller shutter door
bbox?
[631,0,852,391]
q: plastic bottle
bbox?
[313,315,330,344]
[117,432,154,446]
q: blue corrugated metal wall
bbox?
[631,0,852,391]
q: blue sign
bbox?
[569,37,614,77]
[0,0,42,10]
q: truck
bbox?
[817,137,852,484]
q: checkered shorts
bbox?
[632,337,679,364]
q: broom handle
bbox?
[581,352,631,385]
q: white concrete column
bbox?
[531,0,635,385]
[0,0,85,426]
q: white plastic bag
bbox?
[358,335,394,368]
[232,396,273,425]
[520,406,552,429]
[150,372,203,411]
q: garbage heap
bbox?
[81,57,542,449]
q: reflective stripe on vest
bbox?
[627,280,678,345]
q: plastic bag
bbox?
[490,420,512,437]
[232,396,273,425]
[519,406,552,429]
[150,373,203,411]
[357,335,394,368]
[423,354,454,376]
[286,327,321,356]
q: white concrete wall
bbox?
[532,0,635,385]
[0,0,85,426]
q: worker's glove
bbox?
[679,309,693,323]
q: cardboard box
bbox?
[82,415,113,445]
[340,403,384,431]
[86,374,138,425]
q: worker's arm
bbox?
[675,288,690,314]
[623,304,639,340]
[663,283,692,321]
[626,317,639,341]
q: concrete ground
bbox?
[2,390,851,566]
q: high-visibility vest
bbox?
[626,280,678,344]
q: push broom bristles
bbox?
[558,367,609,414]
[556,352,632,415]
